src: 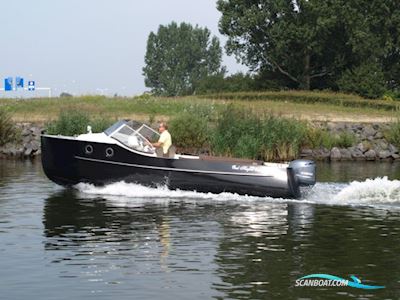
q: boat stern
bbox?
[286,160,316,199]
[289,159,316,186]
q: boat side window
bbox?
[111,125,155,154]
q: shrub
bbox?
[306,127,329,149]
[169,112,210,152]
[196,72,256,94]
[211,106,260,158]
[335,131,356,148]
[195,74,226,94]
[259,115,308,161]
[232,134,261,159]
[386,120,400,148]
[384,90,400,101]
[90,117,115,133]
[46,110,90,136]
[0,108,20,146]
[306,127,356,149]
[337,62,386,99]
[211,106,307,161]
[46,110,113,136]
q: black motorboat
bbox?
[41,120,316,198]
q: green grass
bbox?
[0,107,20,146]
[385,120,400,149]
[306,128,356,149]
[0,95,226,124]
[0,91,398,124]
[200,90,400,111]
[210,106,309,161]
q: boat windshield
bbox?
[109,123,159,154]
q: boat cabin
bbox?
[102,120,180,158]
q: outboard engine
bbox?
[289,159,316,186]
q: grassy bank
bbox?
[39,106,368,162]
[0,91,398,123]
[2,93,400,160]
[2,91,400,161]
[201,90,400,111]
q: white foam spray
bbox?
[335,177,400,204]
[74,181,275,206]
[75,177,400,209]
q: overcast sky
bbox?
[1,0,246,97]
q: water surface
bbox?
[0,160,399,299]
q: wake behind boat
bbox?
[41,120,316,198]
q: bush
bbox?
[384,90,400,101]
[386,120,400,148]
[211,106,261,158]
[46,110,114,136]
[259,115,308,161]
[169,112,210,152]
[211,106,307,161]
[196,72,255,94]
[306,127,330,149]
[337,62,386,99]
[232,134,262,159]
[306,127,356,149]
[90,116,115,133]
[0,108,20,146]
[335,131,356,148]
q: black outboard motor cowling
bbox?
[289,159,316,186]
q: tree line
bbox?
[143,0,400,99]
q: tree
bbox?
[143,22,224,96]
[217,0,400,93]
[196,72,255,94]
[338,62,386,99]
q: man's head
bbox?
[158,122,168,133]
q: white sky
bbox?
[1,0,246,97]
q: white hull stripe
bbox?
[75,156,277,177]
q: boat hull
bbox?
[41,135,304,198]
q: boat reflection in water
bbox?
[43,190,173,269]
[42,189,400,298]
[42,189,317,297]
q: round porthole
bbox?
[105,147,114,157]
[85,144,93,155]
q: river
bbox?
[0,160,399,299]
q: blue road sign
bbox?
[4,77,13,91]
[28,81,35,91]
[16,77,24,88]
